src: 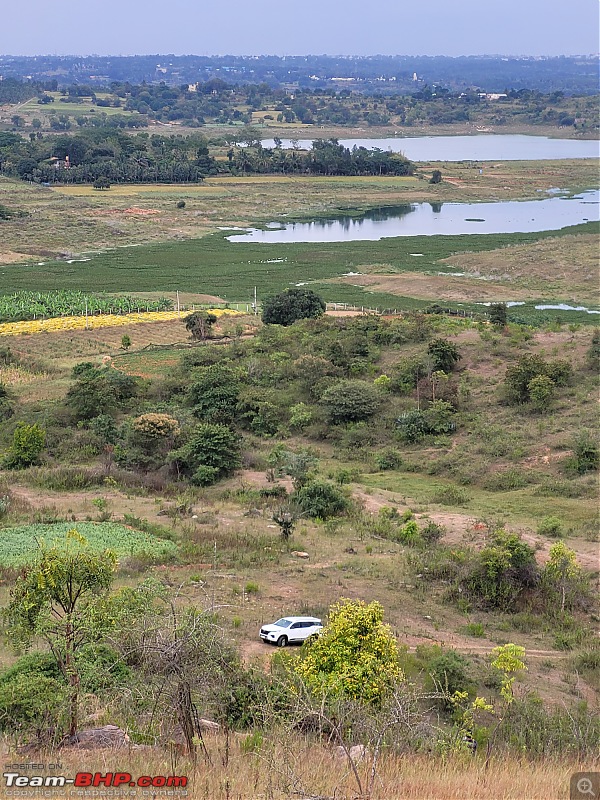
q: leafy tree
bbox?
[184,310,218,340]
[5,533,117,736]
[541,542,585,613]
[120,334,131,351]
[4,422,45,469]
[170,422,240,485]
[490,643,527,704]
[176,200,186,208]
[66,365,138,420]
[294,599,403,703]
[427,338,461,373]
[262,288,326,326]
[320,379,380,424]
[92,176,111,190]
[429,169,442,184]
[489,303,508,328]
[189,363,240,422]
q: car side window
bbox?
[290,623,300,629]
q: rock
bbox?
[244,508,262,517]
[334,744,367,761]
[291,551,310,559]
[198,719,220,732]
[60,725,130,750]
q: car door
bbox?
[289,622,302,642]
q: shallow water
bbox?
[259,134,600,162]
[228,190,599,243]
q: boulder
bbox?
[60,725,130,750]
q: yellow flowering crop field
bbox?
[0,308,242,337]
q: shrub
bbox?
[4,422,46,469]
[489,303,507,328]
[321,380,380,424]
[537,516,563,538]
[184,310,218,341]
[527,374,555,412]
[189,364,240,423]
[397,519,422,545]
[294,599,403,703]
[464,622,485,637]
[461,530,538,611]
[427,338,461,373]
[565,431,599,475]
[426,650,472,700]
[170,423,240,485]
[66,366,138,420]
[295,480,349,519]
[0,382,13,421]
[374,449,403,471]
[432,485,471,506]
[0,672,66,739]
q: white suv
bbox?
[259,616,323,647]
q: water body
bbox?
[227,190,599,243]
[260,135,599,162]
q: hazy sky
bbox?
[2,0,599,57]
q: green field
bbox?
[17,92,134,118]
[0,521,177,566]
[2,222,598,322]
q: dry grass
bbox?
[1,160,597,266]
[5,740,590,800]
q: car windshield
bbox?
[274,619,292,628]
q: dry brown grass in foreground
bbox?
[7,739,589,800]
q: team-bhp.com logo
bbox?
[4,772,188,789]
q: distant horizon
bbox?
[2,52,598,59]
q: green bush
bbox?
[432,485,471,506]
[170,423,240,485]
[374,449,403,471]
[0,672,66,738]
[537,516,564,538]
[321,380,380,424]
[460,530,538,611]
[295,480,349,519]
[262,288,325,326]
[565,431,599,475]
[427,338,461,373]
[4,422,46,469]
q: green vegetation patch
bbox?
[0,521,177,567]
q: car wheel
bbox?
[277,636,288,647]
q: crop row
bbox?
[0,291,173,322]
[0,308,241,337]
[0,521,178,567]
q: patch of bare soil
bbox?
[336,272,532,302]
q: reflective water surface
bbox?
[228,190,599,243]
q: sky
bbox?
[2,0,599,57]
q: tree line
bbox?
[0,130,413,184]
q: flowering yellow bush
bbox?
[0,309,242,337]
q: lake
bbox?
[227,190,599,243]
[259,134,600,162]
